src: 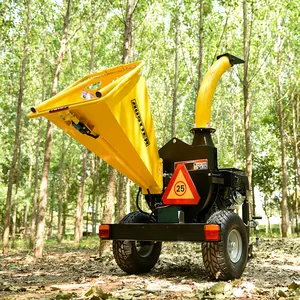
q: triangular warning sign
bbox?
[162,163,200,205]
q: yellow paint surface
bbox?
[195,56,231,128]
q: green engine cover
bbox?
[157,206,180,223]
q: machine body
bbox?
[29,53,251,280]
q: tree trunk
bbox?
[34,120,53,258]
[2,0,31,255]
[232,100,238,168]
[243,0,254,216]
[30,117,43,248]
[74,148,88,246]
[267,216,271,236]
[276,21,288,237]
[126,178,132,214]
[122,0,137,64]
[11,185,18,249]
[57,133,66,243]
[91,196,95,235]
[278,103,288,238]
[30,48,45,248]
[94,195,100,235]
[22,203,29,240]
[86,195,90,237]
[91,156,101,235]
[197,0,203,92]
[292,91,300,235]
[117,175,125,222]
[34,0,72,258]
[89,0,96,74]
[171,10,180,138]
[99,166,117,255]
[62,202,67,237]
[265,217,268,236]
[12,123,22,248]
[290,209,294,234]
[47,186,55,239]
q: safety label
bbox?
[174,159,208,171]
[81,89,94,100]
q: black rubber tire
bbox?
[113,211,162,274]
[202,210,248,280]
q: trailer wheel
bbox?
[113,211,162,274]
[202,210,248,280]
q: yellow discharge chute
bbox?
[194,54,244,128]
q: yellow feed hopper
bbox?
[28,61,163,194]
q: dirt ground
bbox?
[0,237,300,299]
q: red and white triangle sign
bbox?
[162,163,200,205]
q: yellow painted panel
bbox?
[28,61,163,194]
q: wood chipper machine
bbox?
[29,53,251,280]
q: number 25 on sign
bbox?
[175,181,186,196]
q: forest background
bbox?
[0,0,299,256]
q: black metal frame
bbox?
[100,223,212,242]
[100,107,250,244]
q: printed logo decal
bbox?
[131,99,150,147]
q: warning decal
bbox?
[82,89,94,100]
[162,163,200,205]
[174,159,208,171]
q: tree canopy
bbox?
[0,0,299,249]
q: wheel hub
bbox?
[135,241,154,258]
[227,229,242,263]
